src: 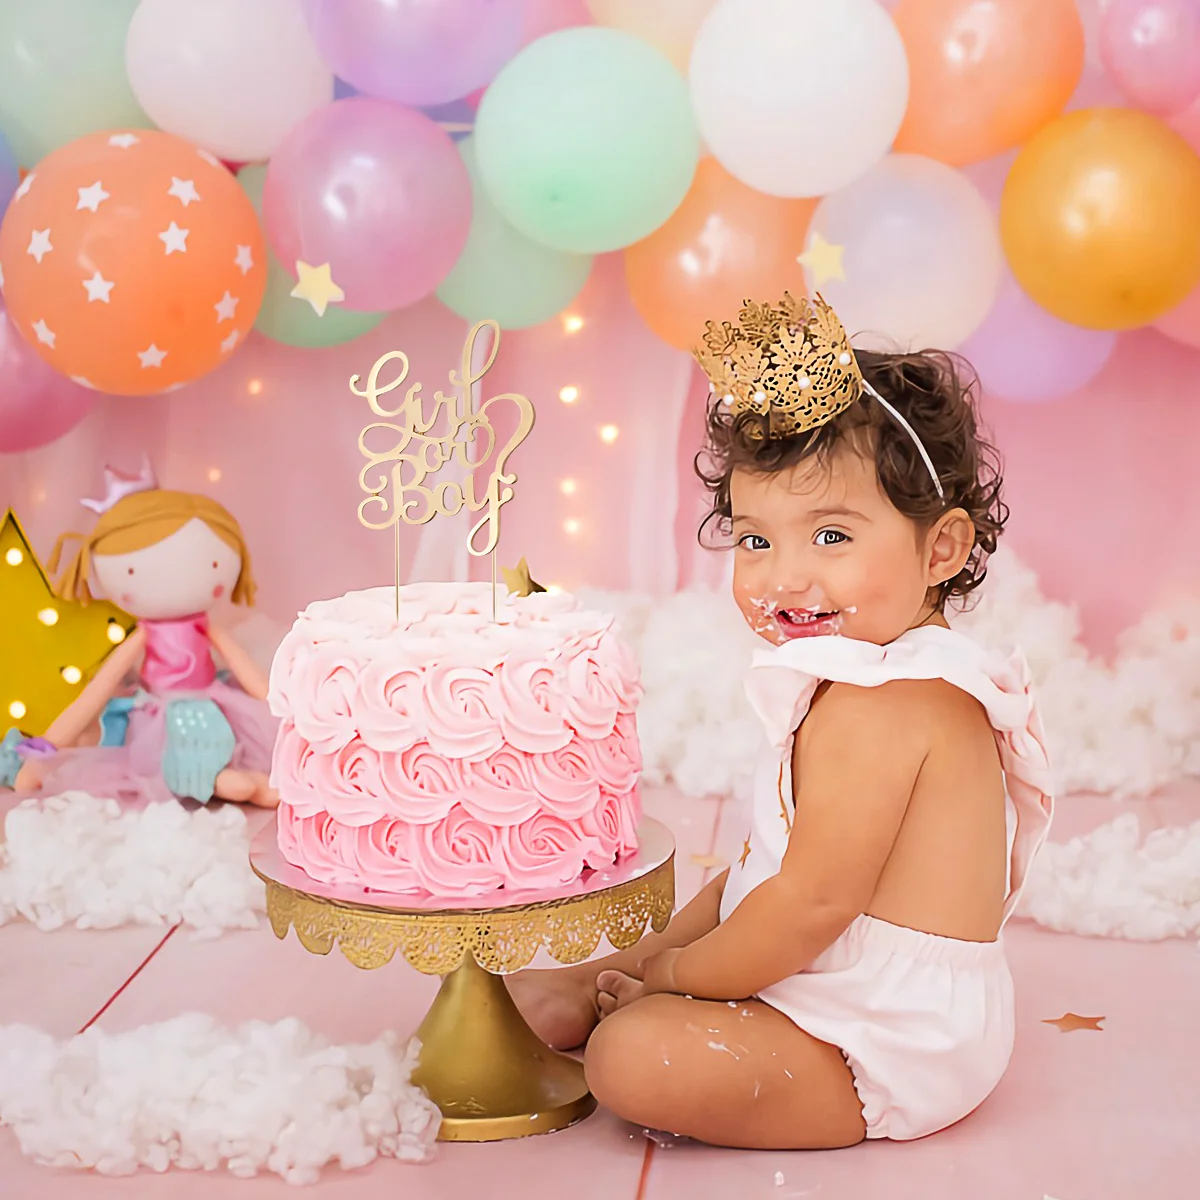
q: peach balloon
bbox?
[1001,108,1200,330]
[587,0,716,72]
[0,129,266,395]
[624,157,815,350]
[892,0,1085,165]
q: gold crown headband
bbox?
[693,293,945,501]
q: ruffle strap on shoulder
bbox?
[744,627,1054,926]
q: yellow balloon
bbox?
[1001,107,1200,330]
[586,0,716,72]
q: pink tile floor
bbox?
[3,784,1199,1199]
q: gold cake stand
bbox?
[250,819,675,1143]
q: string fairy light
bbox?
[599,424,619,444]
[558,385,580,405]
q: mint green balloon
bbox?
[474,27,699,254]
[238,165,386,350]
[437,138,593,329]
[0,0,151,167]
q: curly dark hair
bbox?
[695,348,1008,611]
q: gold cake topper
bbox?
[693,292,862,439]
[500,557,546,599]
[351,319,535,618]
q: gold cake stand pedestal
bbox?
[250,819,675,1143]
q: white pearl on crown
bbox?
[799,377,810,389]
[839,352,852,366]
[722,394,734,405]
[754,390,766,402]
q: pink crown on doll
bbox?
[80,456,159,514]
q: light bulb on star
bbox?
[0,510,136,737]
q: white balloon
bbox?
[126,0,333,162]
[806,155,1003,352]
[689,0,909,198]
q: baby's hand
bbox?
[596,970,645,1017]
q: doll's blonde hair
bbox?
[48,490,258,606]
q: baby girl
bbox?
[509,294,1053,1149]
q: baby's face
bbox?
[729,447,942,647]
[93,518,241,621]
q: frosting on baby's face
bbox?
[93,518,241,620]
[728,446,951,648]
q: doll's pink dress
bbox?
[35,614,278,804]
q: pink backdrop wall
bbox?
[2,251,1198,654]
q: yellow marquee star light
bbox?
[0,509,136,738]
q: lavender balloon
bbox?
[262,98,472,312]
[303,0,524,107]
[1100,0,1200,116]
[0,130,18,219]
[0,301,95,452]
[959,271,1116,403]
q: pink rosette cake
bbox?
[267,583,643,897]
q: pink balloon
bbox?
[1153,277,1200,346]
[302,0,524,107]
[1100,0,1200,115]
[262,98,472,313]
[0,301,94,453]
[959,271,1117,403]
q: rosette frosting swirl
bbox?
[269,583,643,895]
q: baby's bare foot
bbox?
[506,969,600,1051]
[597,969,645,1017]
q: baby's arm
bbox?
[649,681,932,1002]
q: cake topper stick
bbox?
[351,319,535,622]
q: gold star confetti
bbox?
[500,557,546,598]
[739,837,752,868]
[0,509,135,737]
[290,260,344,317]
[797,231,846,288]
[1043,1013,1105,1033]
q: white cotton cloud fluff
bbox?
[0,1015,440,1184]
[0,794,262,936]
[589,548,1200,803]
[1017,815,1200,941]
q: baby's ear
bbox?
[927,509,975,587]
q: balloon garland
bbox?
[2,0,1200,442]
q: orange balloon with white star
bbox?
[0,129,266,396]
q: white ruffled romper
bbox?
[718,625,1054,1141]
